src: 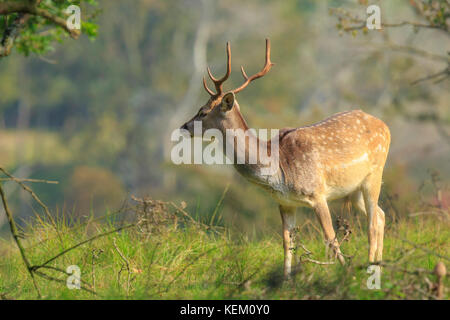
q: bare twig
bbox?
[91,249,103,291]
[33,270,97,296]
[36,265,96,293]
[378,43,450,63]
[32,224,136,270]
[113,238,131,297]
[0,183,41,297]
[330,7,449,34]
[0,178,58,184]
[302,257,336,265]
[293,236,338,266]
[411,66,450,85]
[0,167,62,243]
[342,20,446,32]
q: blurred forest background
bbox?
[0,0,449,236]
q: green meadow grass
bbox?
[0,209,448,300]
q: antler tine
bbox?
[240,66,248,80]
[232,38,274,94]
[203,42,231,96]
[202,77,215,96]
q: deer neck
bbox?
[220,109,280,186]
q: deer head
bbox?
[180,39,274,136]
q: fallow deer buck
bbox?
[180,39,390,278]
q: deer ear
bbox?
[221,92,235,112]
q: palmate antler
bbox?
[203,39,274,97]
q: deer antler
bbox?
[232,38,274,94]
[203,42,231,97]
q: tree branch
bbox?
[342,20,447,32]
[0,1,80,40]
[0,2,31,15]
[411,66,450,85]
[32,6,80,39]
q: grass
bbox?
[0,200,448,300]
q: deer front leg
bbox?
[313,197,345,265]
[279,205,296,279]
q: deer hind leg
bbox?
[279,205,297,278]
[361,173,384,263]
[313,197,345,265]
[375,206,385,261]
[352,190,385,262]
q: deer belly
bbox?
[270,190,316,207]
[323,158,370,200]
[265,180,316,208]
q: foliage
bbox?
[0,0,99,57]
